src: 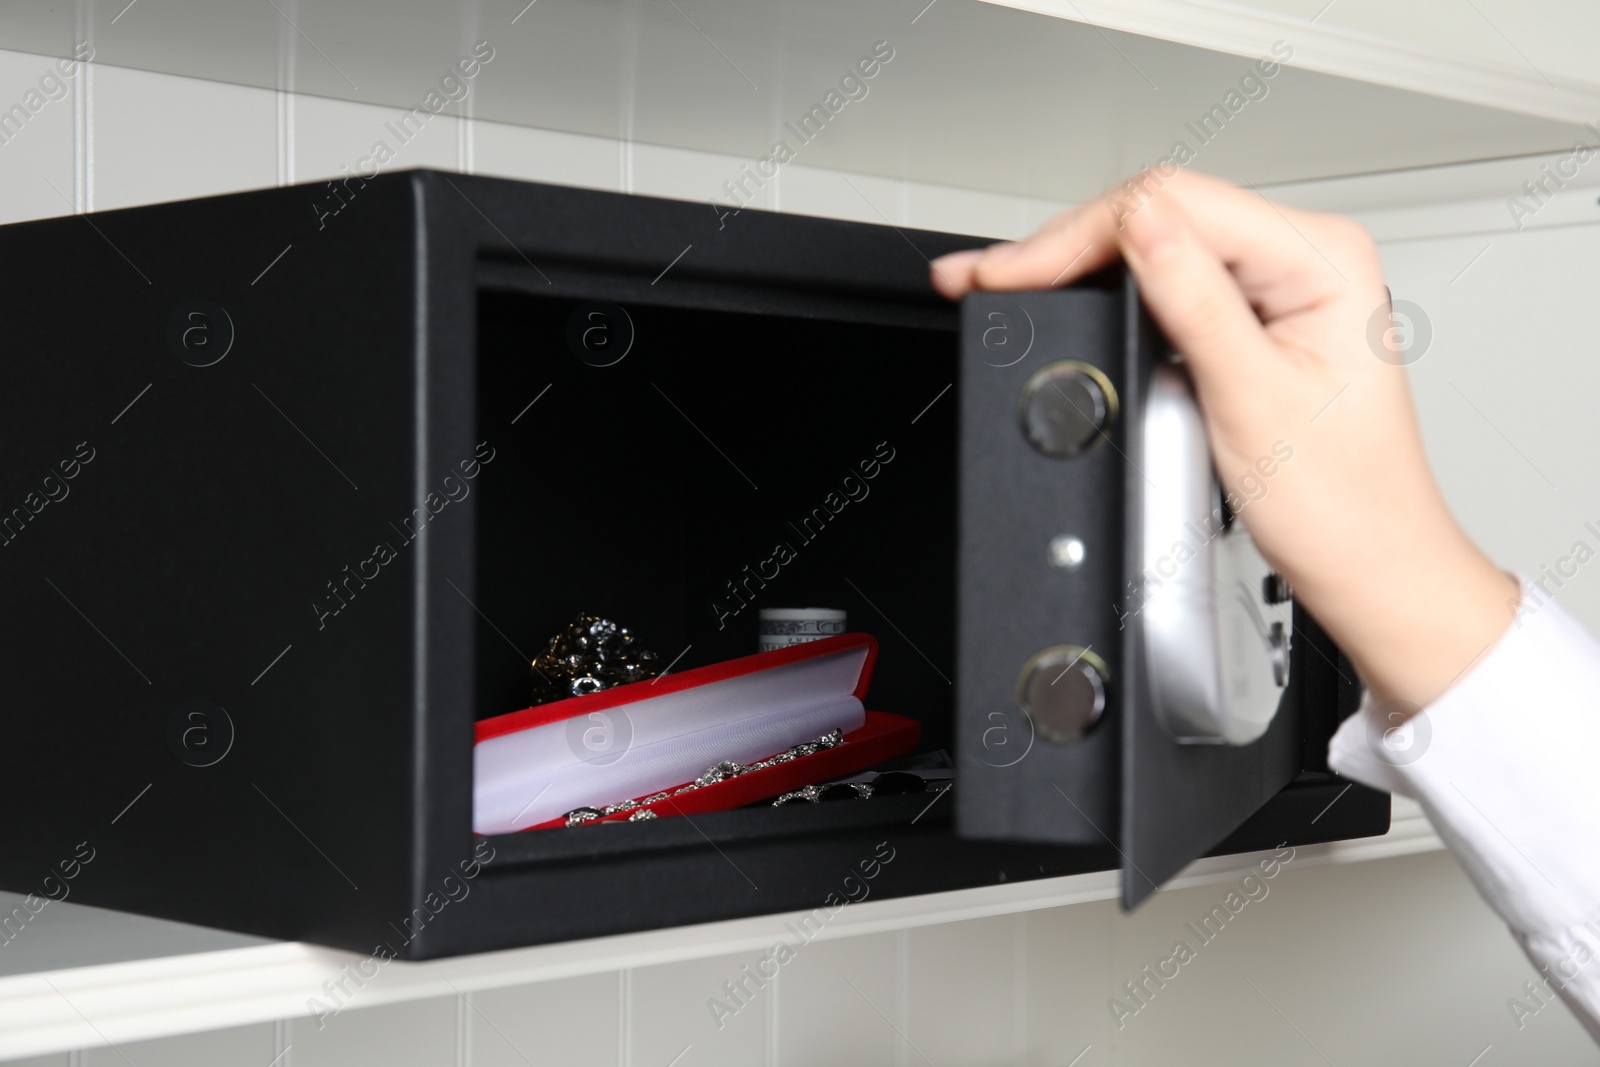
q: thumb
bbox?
[1115,192,1274,388]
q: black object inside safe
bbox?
[0,171,1386,958]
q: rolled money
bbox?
[758,607,847,653]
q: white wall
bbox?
[3,48,1599,1067]
[1387,222,1600,632]
[0,47,1070,236]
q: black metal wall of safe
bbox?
[0,171,1386,959]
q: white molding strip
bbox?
[0,803,1441,1060]
[1254,149,1600,242]
[981,0,1600,126]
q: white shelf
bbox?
[0,800,1441,1061]
[0,0,1592,202]
[984,0,1600,123]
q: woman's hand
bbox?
[930,168,1518,710]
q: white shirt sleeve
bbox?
[1328,578,1600,1043]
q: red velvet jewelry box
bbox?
[473,633,921,833]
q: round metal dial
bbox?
[1016,645,1110,745]
[1018,361,1117,458]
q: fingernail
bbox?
[1119,193,1179,262]
[931,248,984,273]
[982,241,1023,262]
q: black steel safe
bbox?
[0,171,1385,958]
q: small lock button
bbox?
[1016,645,1110,745]
[1018,361,1117,458]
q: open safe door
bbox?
[954,274,1331,908]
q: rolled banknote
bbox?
[758,607,847,653]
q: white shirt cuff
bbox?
[1328,578,1600,1040]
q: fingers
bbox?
[971,229,1123,293]
[933,201,1124,296]
[928,248,985,300]
[927,240,1121,298]
[930,169,1377,321]
[1114,188,1277,390]
[1157,172,1374,318]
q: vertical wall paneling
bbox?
[292,93,458,190]
[1021,900,1117,1066]
[80,1022,276,1066]
[0,49,78,224]
[619,969,631,1067]
[285,996,458,1067]
[454,989,468,1067]
[775,930,901,1066]
[902,915,1017,1067]
[89,64,277,211]
[276,88,295,187]
[1013,913,1027,1062]
[765,963,779,1066]
[474,119,621,192]
[275,0,295,187]
[896,928,910,1067]
[467,971,620,1067]
[76,51,92,213]
[458,0,478,176]
[617,0,638,196]
[628,951,768,1067]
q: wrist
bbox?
[1310,534,1517,714]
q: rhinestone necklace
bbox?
[563,728,846,827]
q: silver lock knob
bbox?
[1018,361,1117,458]
[1016,645,1110,744]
